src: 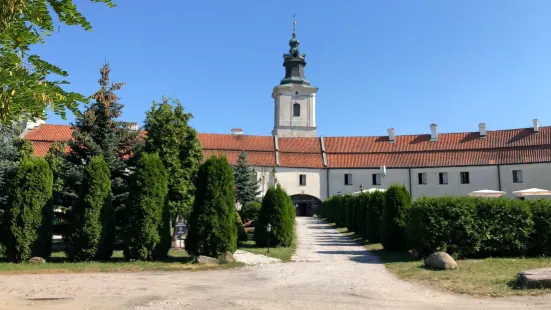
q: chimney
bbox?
[231,128,243,135]
[478,123,487,138]
[430,124,438,141]
[387,128,395,143]
[126,122,138,131]
[533,119,540,133]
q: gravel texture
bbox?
[1,217,551,309]
[233,250,281,265]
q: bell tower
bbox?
[272,17,318,137]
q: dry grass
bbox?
[335,225,551,297]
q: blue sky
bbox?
[39,0,551,137]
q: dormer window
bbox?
[293,103,300,117]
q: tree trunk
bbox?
[171,215,178,248]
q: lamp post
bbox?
[360,184,364,193]
[266,223,272,253]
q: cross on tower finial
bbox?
[293,14,296,33]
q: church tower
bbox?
[272,18,318,137]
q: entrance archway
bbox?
[290,194,322,217]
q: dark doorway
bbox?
[290,194,322,217]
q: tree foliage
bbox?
[123,153,168,261]
[185,156,237,257]
[64,155,113,261]
[0,125,32,210]
[2,157,53,262]
[234,151,260,206]
[254,185,295,247]
[0,0,115,125]
[240,200,261,222]
[143,97,202,222]
[380,185,411,251]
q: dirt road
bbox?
[1,218,550,309]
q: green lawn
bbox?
[238,228,296,262]
[0,247,243,274]
[335,225,551,297]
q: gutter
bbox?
[408,168,413,199]
[497,165,502,191]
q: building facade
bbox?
[23,22,551,216]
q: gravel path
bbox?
[233,250,281,265]
[1,218,551,309]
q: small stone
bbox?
[221,251,234,263]
[28,257,46,264]
[196,255,218,264]
[424,252,457,270]
[518,268,551,289]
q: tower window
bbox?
[293,103,300,117]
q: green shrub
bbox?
[153,196,172,260]
[528,199,551,257]
[240,200,261,222]
[355,193,369,238]
[380,184,411,251]
[475,198,533,257]
[235,211,248,243]
[254,185,295,247]
[123,153,169,261]
[365,191,384,242]
[406,196,479,258]
[337,195,349,228]
[345,195,357,232]
[3,158,53,262]
[65,155,113,261]
[185,156,237,257]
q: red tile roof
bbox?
[23,124,551,168]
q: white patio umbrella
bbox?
[351,188,386,195]
[513,188,551,197]
[468,189,506,198]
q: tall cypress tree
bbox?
[185,155,237,258]
[3,158,53,262]
[143,97,203,246]
[234,151,260,206]
[123,153,168,261]
[64,155,113,261]
[62,62,140,238]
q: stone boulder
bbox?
[196,256,218,264]
[28,257,46,264]
[424,252,457,270]
[517,268,551,289]
[221,251,234,263]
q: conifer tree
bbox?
[381,184,411,251]
[143,97,203,246]
[123,153,168,261]
[61,63,140,237]
[234,151,260,206]
[3,158,53,262]
[0,125,32,211]
[64,155,113,261]
[185,156,237,257]
[254,185,295,247]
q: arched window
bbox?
[293,103,300,117]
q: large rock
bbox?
[196,255,218,264]
[28,257,46,264]
[221,251,234,263]
[424,252,457,270]
[518,268,551,289]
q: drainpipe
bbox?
[408,168,413,199]
[326,168,330,199]
[497,165,502,191]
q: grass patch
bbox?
[238,228,296,262]
[0,248,243,275]
[333,224,551,297]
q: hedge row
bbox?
[322,186,551,259]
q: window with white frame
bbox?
[372,173,381,185]
[344,173,353,185]
[460,171,470,184]
[299,174,306,186]
[418,173,427,185]
[439,172,448,185]
[513,170,523,183]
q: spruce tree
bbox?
[254,185,295,247]
[234,151,260,206]
[64,155,113,261]
[62,62,140,238]
[0,125,32,211]
[185,156,237,257]
[3,158,53,262]
[143,97,203,246]
[123,153,168,261]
